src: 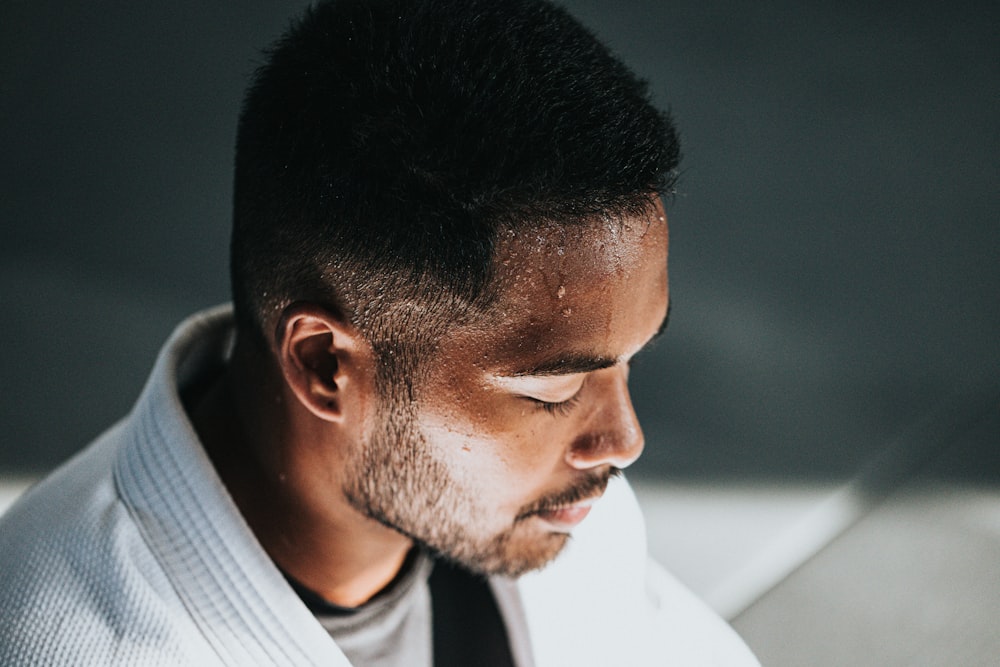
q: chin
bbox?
[436,524,571,578]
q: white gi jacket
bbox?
[0,307,758,666]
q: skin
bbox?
[191,201,669,608]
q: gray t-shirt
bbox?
[284,549,517,667]
[285,549,434,667]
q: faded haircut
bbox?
[231,0,680,397]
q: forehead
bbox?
[469,206,670,371]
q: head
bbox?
[231,0,679,576]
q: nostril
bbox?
[566,431,608,467]
[566,426,644,470]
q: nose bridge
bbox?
[566,365,644,470]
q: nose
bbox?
[565,365,645,470]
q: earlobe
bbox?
[276,303,370,423]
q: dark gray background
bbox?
[3,0,996,480]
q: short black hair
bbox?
[231,0,679,389]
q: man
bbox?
[0,1,758,664]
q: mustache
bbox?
[515,467,622,522]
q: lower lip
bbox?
[535,504,593,531]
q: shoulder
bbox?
[0,426,205,665]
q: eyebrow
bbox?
[509,352,619,378]
[506,298,671,378]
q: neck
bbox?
[189,335,413,608]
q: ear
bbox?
[275,302,374,423]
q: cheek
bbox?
[484,396,580,466]
[418,409,566,494]
[418,415,510,480]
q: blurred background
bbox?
[2,1,997,664]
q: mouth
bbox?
[532,496,599,532]
[516,467,619,531]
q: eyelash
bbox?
[530,392,582,417]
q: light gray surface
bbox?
[733,403,1000,666]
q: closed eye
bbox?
[528,392,583,417]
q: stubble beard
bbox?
[341,399,603,577]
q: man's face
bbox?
[344,205,669,576]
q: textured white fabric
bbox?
[0,306,757,666]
